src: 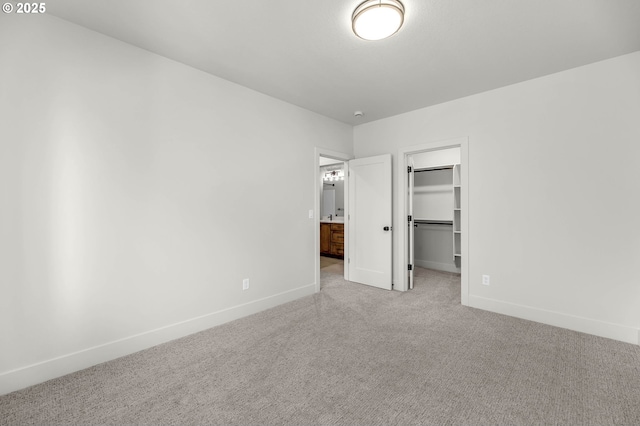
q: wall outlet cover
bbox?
[482,275,490,286]
[242,279,249,290]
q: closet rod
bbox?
[414,220,453,226]
[414,165,454,173]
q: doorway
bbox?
[398,137,469,304]
[319,158,346,285]
[314,148,352,293]
[313,149,394,293]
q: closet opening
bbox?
[399,138,468,304]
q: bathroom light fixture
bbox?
[323,170,344,182]
[352,0,405,41]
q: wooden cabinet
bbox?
[330,223,344,257]
[320,223,331,255]
[320,223,344,259]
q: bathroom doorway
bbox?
[314,148,352,293]
[319,157,345,286]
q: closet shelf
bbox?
[453,164,462,267]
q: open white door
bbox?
[348,154,392,290]
[408,157,415,289]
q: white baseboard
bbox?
[415,259,461,274]
[0,283,316,396]
[469,295,640,345]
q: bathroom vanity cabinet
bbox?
[320,222,344,259]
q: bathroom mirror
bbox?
[320,164,344,218]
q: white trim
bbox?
[314,148,353,292]
[0,283,316,396]
[397,137,469,304]
[469,295,640,345]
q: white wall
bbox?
[414,224,459,273]
[413,169,454,221]
[354,51,640,344]
[0,15,352,393]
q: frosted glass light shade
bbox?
[352,0,405,41]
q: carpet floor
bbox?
[1,264,639,425]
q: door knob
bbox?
[383,226,391,231]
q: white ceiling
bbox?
[47,0,640,125]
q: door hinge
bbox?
[408,264,413,271]
[408,166,412,173]
[348,258,351,264]
[408,215,412,222]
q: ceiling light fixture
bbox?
[352,0,405,41]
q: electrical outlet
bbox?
[308,209,314,219]
[482,275,490,286]
[242,278,249,290]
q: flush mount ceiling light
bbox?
[352,0,405,41]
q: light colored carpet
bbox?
[2,266,640,425]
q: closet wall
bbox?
[411,148,461,273]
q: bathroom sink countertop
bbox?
[320,218,345,224]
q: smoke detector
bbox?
[354,111,364,118]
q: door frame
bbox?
[397,137,469,305]
[314,147,353,293]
